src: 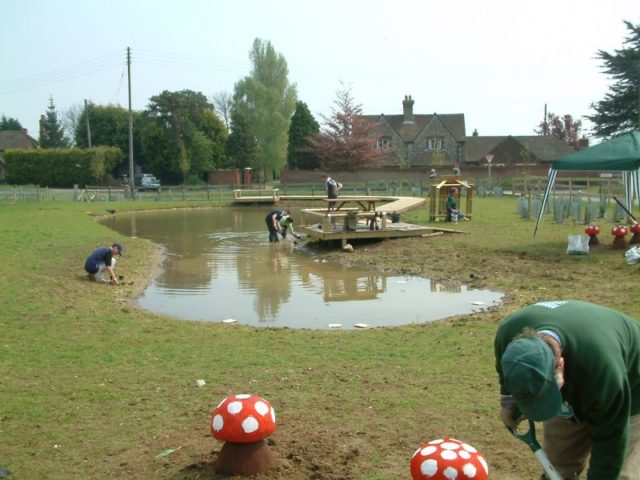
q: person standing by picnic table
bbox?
[495,300,640,479]
[265,208,289,243]
[322,173,342,210]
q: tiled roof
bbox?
[0,130,38,150]
[363,113,466,142]
[464,135,573,162]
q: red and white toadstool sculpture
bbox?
[612,224,629,249]
[410,438,489,480]
[630,223,640,245]
[585,224,600,246]
[210,393,277,475]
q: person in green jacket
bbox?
[446,187,464,221]
[495,300,640,479]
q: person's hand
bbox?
[500,395,522,429]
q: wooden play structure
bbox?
[429,176,474,221]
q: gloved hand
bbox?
[500,395,522,429]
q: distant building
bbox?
[0,129,38,180]
[363,96,574,171]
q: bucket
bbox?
[391,212,400,223]
[451,211,459,223]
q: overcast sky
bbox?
[1,0,638,141]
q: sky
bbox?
[1,0,638,141]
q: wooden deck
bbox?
[299,219,465,247]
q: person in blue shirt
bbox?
[84,243,123,283]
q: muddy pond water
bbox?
[105,207,502,329]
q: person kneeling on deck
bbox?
[265,209,289,243]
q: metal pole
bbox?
[127,47,135,200]
[84,99,92,148]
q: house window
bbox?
[376,137,391,149]
[427,137,443,150]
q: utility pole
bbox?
[127,47,135,200]
[543,103,548,136]
[84,99,92,148]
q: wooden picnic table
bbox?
[322,196,387,213]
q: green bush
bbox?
[5,146,122,188]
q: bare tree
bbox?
[212,91,232,130]
[62,102,84,146]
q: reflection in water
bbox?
[105,207,502,329]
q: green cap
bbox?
[501,336,563,421]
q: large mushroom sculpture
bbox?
[410,438,489,480]
[630,223,640,245]
[612,224,629,249]
[210,393,278,475]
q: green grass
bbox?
[0,197,638,479]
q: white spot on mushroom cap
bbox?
[254,401,269,416]
[441,441,461,450]
[235,394,251,399]
[459,450,471,460]
[270,407,276,423]
[212,414,223,432]
[227,401,243,415]
[441,449,458,461]
[242,416,259,434]
[461,443,477,453]
[463,463,477,477]
[420,458,438,475]
[443,466,458,479]
[478,456,489,474]
[420,445,437,456]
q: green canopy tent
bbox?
[534,131,640,237]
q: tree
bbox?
[232,38,297,180]
[287,101,320,169]
[141,90,226,183]
[0,115,22,131]
[73,103,146,176]
[39,96,69,148]
[587,21,640,138]
[308,83,380,171]
[212,90,232,130]
[225,110,258,170]
[535,112,589,150]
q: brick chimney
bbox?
[402,95,414,124]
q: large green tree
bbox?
[0,115,23,131]
[287,101,320,169]
[225,110,258,170]
[39,96,69,148]
[588,21,640,138]
[232,38,297,180]
[73,103,145,175]
[309,83,380,171]
[140,90,227,183]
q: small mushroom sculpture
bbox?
[585,224,600,246]
[210,393,277,475]
[612,224,629,249]
[410,438,489,480]
[630,223,640,245]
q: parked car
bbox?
[135,174,161,192]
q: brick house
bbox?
[0,129,38,180]
[363,96,574,173]
[363,95,466,168]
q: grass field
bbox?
[0,196,638,479]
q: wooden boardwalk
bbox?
[232,190,460,247]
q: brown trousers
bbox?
[543,414,640,479]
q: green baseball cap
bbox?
[501,336,563,421]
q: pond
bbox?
[104,207,502,329]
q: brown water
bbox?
[104,207,502,329]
